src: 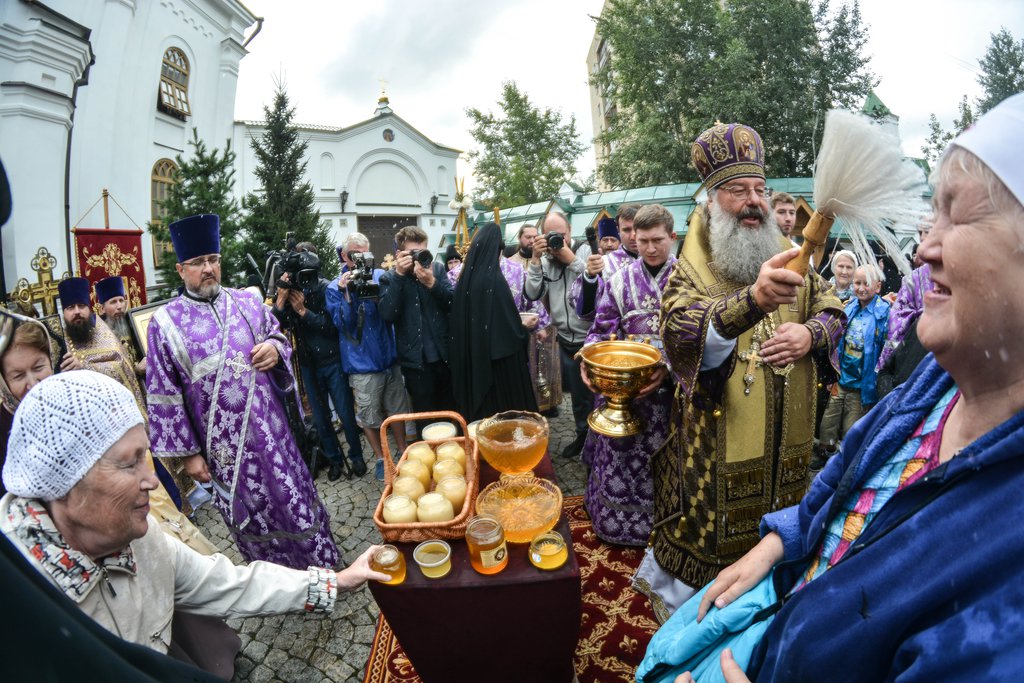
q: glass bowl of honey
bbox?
[475,475,562,544]
[475,411,549,476]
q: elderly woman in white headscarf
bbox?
[1,371,387,668]
[647,93,1024,683]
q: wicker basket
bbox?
[373,411,479,543]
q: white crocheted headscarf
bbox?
[3,370,144,500]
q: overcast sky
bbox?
[234,0,1024,187]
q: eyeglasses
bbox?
[718,185,770,200]
[182,255,221,268]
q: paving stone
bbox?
[322,658,356,683]
[247,664,274,683]
[243,639,269,662]
[264,647,289,669]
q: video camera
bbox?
[346,251,380,301]
[264,232,320,299]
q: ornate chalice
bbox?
[577,339,663,437]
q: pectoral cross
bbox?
[738,339,763,396]
[225,352,249,379]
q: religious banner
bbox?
[73,227,147,310]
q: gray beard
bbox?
[108,315,131,339]
[188,281,222,300]
[708,202,783,285]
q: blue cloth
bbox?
[58,277,91,308]
[837,294,889,405]
[94,275,125,303]
[637,573,777,683]
[299,361,362,463]
[325,268,398,375]
[753,355,1024,682]
[168,214,220,262]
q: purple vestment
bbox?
[580,256,676,546]
[876,263,933,371]
[146,288,338,569]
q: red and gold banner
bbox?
[72,227,147,309]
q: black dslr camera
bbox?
[545,232,565,252]
[346,251,380,301]
[408,248,433,269]
[265,232,320,299]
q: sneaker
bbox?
[328,463,344,482]
[375,459,385,481]
[350,456,367,477]
[560,431,588,459]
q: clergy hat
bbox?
[94,275,125,304]
[58,277,91,309]
[952,92,1024,208]
[691,122,765,190]
[597,217,619,240]
[169,214,220,264]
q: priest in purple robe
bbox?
[146,214,339,570]
[579,204,677,547]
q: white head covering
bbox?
[3,370,144,500]
[952,92,1024,208]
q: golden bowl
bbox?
[475,476,563,544]
[577,340,663,437]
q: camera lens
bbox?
[547,233,565,251]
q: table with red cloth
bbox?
[367,454,583,683]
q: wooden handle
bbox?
[785,211,834,276]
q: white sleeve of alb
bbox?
[700,323,737,371]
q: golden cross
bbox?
[738,338,763,396]
[9,247,63,316]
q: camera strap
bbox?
[341,303,366,346]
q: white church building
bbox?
[0,0,461,302]
[232,92,461,262]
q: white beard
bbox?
[108,315,132,340]
[708,201,783,285]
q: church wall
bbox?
[0,0,255,295]
[233,110,460,258]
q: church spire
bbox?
[374,80,392,116]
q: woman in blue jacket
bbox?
[672,94,1024,682]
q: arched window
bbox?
[158,47,191,119]
[151,158,177,262]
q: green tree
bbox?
[592,0,875,187]
[976,26,1024,114]
[241,83,337,281]
[922,27,1022,163]
[149,129,243,297]
[466,81,587,207]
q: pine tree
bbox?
[149,129,243,297]
[241,83,338,281]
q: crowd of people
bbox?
[1,93,1023,680]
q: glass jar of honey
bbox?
[382,494,418,524]
[392,474,426,501]
[416,492,455,523]
[435,475,467,513]
[370,544,407,585]
[528,531,568,571]
[466,515,508,575]
[432,457,464,482]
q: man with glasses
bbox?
[634,123,845,621]
[145,214,339,570]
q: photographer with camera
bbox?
[326,233,411,481]
[524,211,597,459]
[379,226,456,432]
[271,242,366,479]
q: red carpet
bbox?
[364,496,659,683]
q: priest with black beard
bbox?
[95,275,145,376]
[633,122,845,623]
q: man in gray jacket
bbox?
[524,211,598,458]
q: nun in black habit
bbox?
[450,223,538,422]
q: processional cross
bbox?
[9,247,63,316]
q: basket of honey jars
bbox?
[373,411,479,543]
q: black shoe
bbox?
[350,457,367,477]
[560,431,587,459]
[328,463,343,481]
